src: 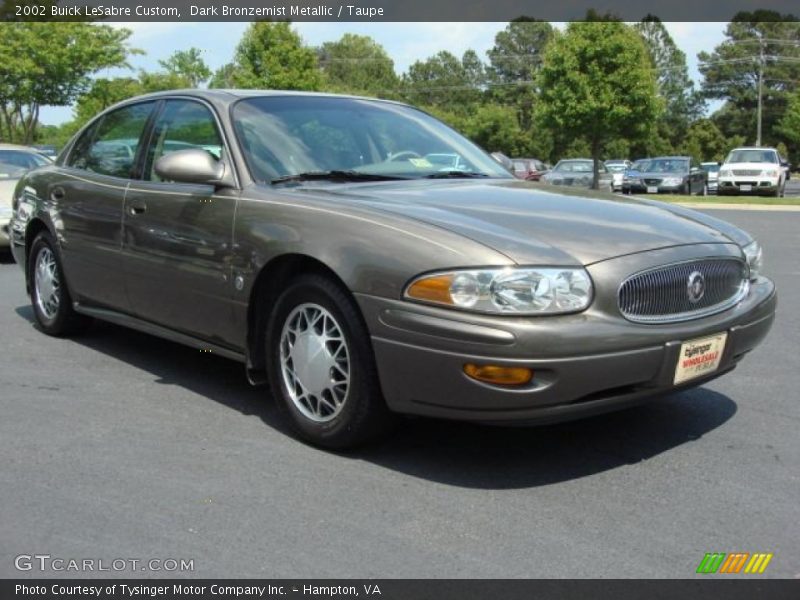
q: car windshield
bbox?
[554,161,593,173]
[606,164,627,172]
[232,96,511,183]
[701,164,720,173]
[643,158,689,173]
[726,149,778,164]
[630,160,650,171]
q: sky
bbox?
[39,21,728,126]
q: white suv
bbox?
[718,147,786,197]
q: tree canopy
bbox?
[536,21,661,188]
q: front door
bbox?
[122,99,238,347]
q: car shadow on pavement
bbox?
[15,304,737,490]
[0,251,16,265]
[356,388,737,489]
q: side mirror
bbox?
[154,149,233,187]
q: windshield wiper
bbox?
[423,171,491,179]
[270,170,407,185]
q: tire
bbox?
[265,273,395,448]
[28,231,91,336]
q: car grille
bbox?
[732,169,761,176]
[643,178,662,185]
[618,258,749,323]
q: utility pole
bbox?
[756,38,764,147]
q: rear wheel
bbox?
[265,273,395,448]
[28,231,91,336]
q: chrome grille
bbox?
[618,258,748,323]
[643,178,662,185]
[732,169,761,177]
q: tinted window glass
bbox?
[232,96,510,182]
[69,102,155,178]
[143,100,223,182]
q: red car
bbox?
[512,158,549,181]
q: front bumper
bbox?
[356,264,776,424]
[718,179,779,195]
[629,182,685,194]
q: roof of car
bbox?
[128,88,404,105]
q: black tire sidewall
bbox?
[265,274,387,448]
[28,232,73,334]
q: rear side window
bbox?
[69,102,155,178]
[142,100,223,182]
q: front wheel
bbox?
[28,231,91,336]
[265,274,395,448]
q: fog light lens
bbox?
[464,364,533,386]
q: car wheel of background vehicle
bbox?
[28,231,91,336]
[265,273,395,449]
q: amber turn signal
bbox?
[463,364,533,386]
[406,275,454,305]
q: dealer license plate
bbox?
[739,184,752,192]
[646,186,658,194]
[674,333,727,385]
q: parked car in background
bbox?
[622,159,650,194]
[8,90,776,448]
[541,158,613,191]
[605,159,631,192]
[0,161,27,250]
[490,151,514,172]
[0,144,53,170]
[512,158,549,181]
[31,145,58,159]
[627,156,707,195]
[718,147,786,197]
[701,162,721,195]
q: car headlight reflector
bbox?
[743,241,763,281]
[405,267,593,315]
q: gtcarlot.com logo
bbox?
[696,552,773,574]
[14,554,194,573]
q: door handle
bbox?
[50,186,65,202]
[129,200,147,215]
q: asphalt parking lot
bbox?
[0,208,798,579]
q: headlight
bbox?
[661,177,683,186]
[761,169,778,178]
[720,169,732,177]
[742,241,763,281]
[405,267,593,315]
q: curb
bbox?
[674,202,800,212]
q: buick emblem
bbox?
[687,271,706,304]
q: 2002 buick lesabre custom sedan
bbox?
[9,90,776,448]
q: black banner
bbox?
[3,580,800,600]
[2,0,799,22]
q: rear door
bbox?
[122,98,239,347]
[54,101,156,310]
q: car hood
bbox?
[641,171,687,178]
[723,162,778,173]
[283,179,745,265]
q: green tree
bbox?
[318,34,397,96]
[211,22,322,91]
[487,19,554,130]
[699,12,800,147]
[158,48,211,88]
[0,22,136,143]
[679,119,741,162]
[403,51,484,108]
[73,77,144,125]
[536,22,660,188]
[635,16,703,148]
[776,89,800,151]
